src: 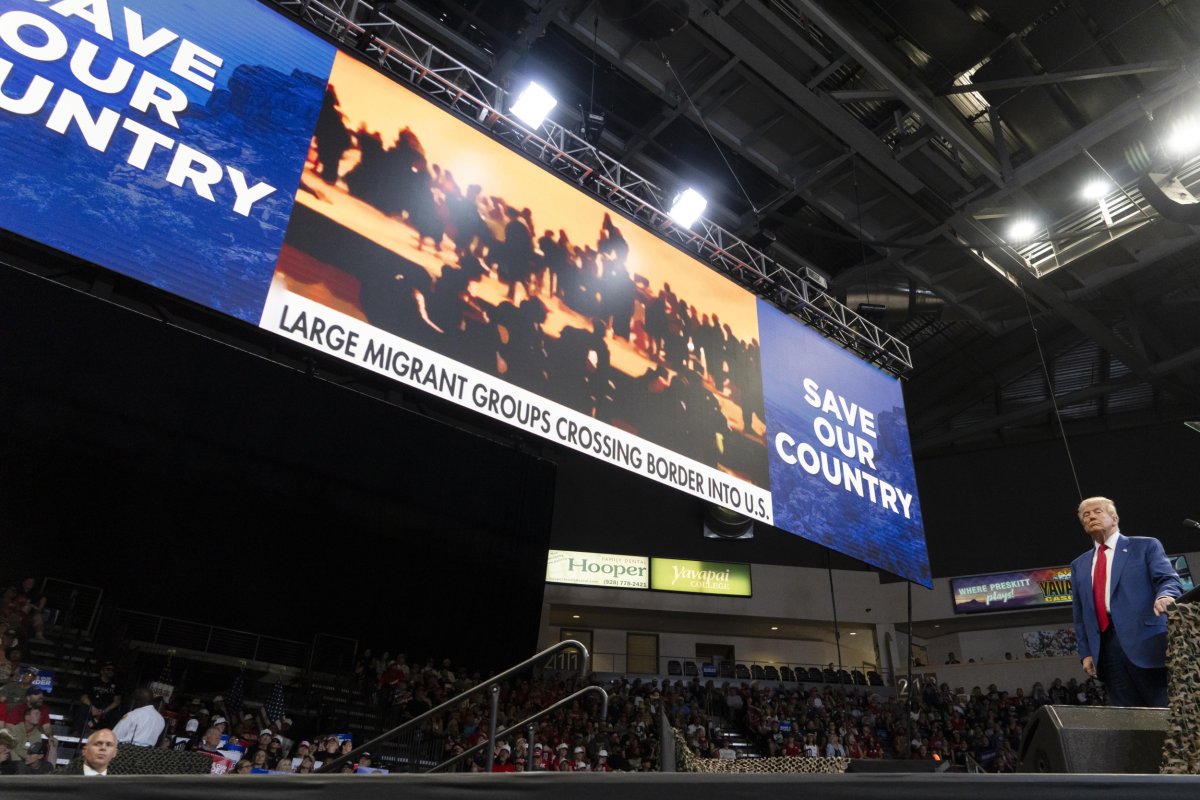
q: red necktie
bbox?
[1093,544,1109,633]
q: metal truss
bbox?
[1008,155,1200,278]
[264,0,913,375]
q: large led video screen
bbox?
[0,0,931,585]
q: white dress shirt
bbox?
[112,704,165,747]
[83,764,108,776]
[1089,530,1121,613]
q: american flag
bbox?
[225,671,244,721]
[265,681,286,725]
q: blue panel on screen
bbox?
[0,0,336,322]
[757,300,930,586]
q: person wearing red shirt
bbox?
[491,744,516,772]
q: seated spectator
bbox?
[0,730,17,775]
[267,736,285,768]
[12,579,50,644]
[492,743,516,772]
[113,687,166,747]
[249,729,272,760]
[0,666,36,705]
[318,735,341,765]
[5,686,49,734]
[2,706,56,774]
[78,662,121,734]
[234,758,253,774]
[194,726,224,754]
[0,640,18,683]
[552,742,569,769]
[825,734,846,758]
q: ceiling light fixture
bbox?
[1081,179,1109,200]
[1007,218,1038,242]
[1165,115,1200,158]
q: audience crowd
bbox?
[0,578,1108,776]
[735,674,1106,772]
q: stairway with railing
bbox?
[319,640,608,774]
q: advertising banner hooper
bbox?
[0,0,931,585]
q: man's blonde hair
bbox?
[1077,496,1118,521]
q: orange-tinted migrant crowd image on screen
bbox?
[274,52,769,487]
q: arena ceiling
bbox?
[342,0,1200,458]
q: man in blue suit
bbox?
[1071,496,1182,707]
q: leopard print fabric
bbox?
[672,728,848,774]
[1161,602,1200,774]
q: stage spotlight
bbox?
[510,82,557,129]
[669,188,707,227]
[1165,115,1200,158]
[1007,218,1038,242]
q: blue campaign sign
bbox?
[32,668,54,693]
[758,300,930,586]
[0,0,336,322]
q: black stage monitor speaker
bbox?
[1018,705,1168,774]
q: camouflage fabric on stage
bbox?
[672,728,848,774]
[1161,603,1200,774]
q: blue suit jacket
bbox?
[1071,534,1181,669]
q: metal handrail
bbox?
[117,609,311,666]
[426,685,609,773]
[318,639,592,773]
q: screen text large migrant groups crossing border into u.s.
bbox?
[0,0,931,586]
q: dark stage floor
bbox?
[5,771,1200,798]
